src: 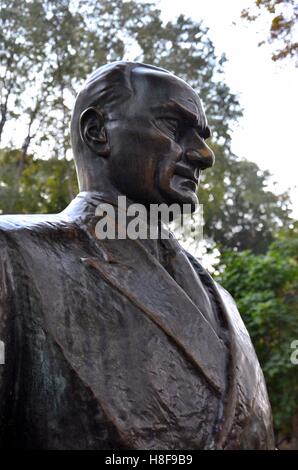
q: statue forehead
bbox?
[130,66,203,117]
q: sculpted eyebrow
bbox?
[151,100,197,123]
[151,99,211,138]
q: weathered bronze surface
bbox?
[0,62,274,449]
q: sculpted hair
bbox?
[71,61,171,168]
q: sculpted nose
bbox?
[184,145,215,170]
[181,127,215,170]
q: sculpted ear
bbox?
[79,107,110,157]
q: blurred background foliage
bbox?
[0,0,297,447]
[217,223,298,446]
[241,0,298,64]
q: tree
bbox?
[241,0,298,64]
[216,224,298,442]
[0,148,77,214]
[199,143,292,253]
[0,0,48,143]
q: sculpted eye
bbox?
[155,118,180,140]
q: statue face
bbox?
[104,68,215,208]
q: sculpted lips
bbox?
[173,163,200,191]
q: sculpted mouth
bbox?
[173,164,199,189]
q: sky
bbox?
[157,0,298,218]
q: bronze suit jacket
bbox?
[0,192,274,449]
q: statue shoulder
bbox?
[0,211,81,243]
[0,213,64,233]
[0,212,79,270]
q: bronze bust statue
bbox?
[0,62,274,449]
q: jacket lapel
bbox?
[81,235,227,396]
[64,192,227,394]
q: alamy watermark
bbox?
[290,340,298,365]
[0,340,4,365]
[94,196,204,243]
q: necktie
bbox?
[156,232,222,337]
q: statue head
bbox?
[71,61,215,208]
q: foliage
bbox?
[0,148,77,214]
[216,224,298,438]
[241,0,298,64]
[0,0,48,143]
[199,142,292,253]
